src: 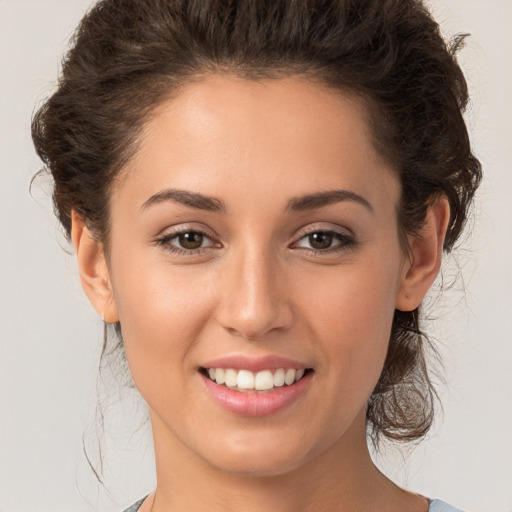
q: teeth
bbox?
[205,367,309,391]
[237,369,255,389]
[284,368,296,385]
[216,368,225,385]
[225,368,238,387]
[273,368,285,387]
[254,370,274,390]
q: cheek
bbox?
[297,253,400,395]
[302,256,399,338]
[109,255,215,390]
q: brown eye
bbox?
[293,229,355,255]
[155,228,220,256]
[308,231,334,250]
[178,231,204,249]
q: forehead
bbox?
[116,74,399,213]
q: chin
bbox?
[196,432,317,478]
[207,452,309,478]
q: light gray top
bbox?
[429,499,465,512]
[123,496,465,511]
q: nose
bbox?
[215,243,293,341]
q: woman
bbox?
[31,0,481,511]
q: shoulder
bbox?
[122,496,147,512]
[429,499,466,512]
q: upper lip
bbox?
[200,354,311,372]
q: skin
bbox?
[72,75,449,512]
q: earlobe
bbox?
[395,197,450,312]
[71,210,119,323]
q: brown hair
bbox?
[32,0,481,445]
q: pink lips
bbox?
[199,354,313,417]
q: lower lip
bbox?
[200,371,313,417]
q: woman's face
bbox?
[105,75,407,475]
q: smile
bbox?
[204,367,309,392]
[199,366,314,417]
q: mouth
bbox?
[199,367,314,393]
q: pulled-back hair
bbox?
[32,0,482,445]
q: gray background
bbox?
[1,0,511,511]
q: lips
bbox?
[198,354,314,416]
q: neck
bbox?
[144,409,428,512]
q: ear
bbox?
[395,197,451,312]
[71,210,119,323]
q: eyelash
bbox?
[155,226,356,257]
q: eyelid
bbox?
[294,223,354,239]
[155,222,215,238]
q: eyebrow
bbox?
[140,188,374,214]
[286,189,373,213]
[141,189,225,213]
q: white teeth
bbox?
[216,368,225,385]
[206,367,309,391]
[284,368,296,385]
[273,368,285,387]
[224,368,238,387]
[237,369,255,389]
[254,370,274,391]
